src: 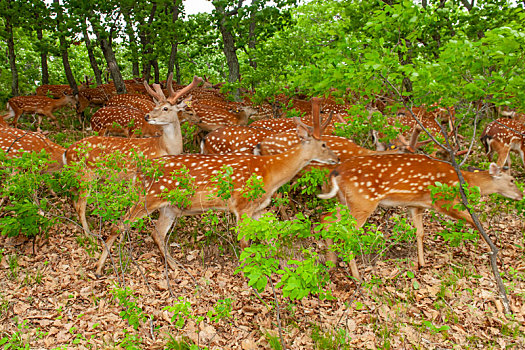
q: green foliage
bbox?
[164,297,193,329]
[111,286,147,331]
[429,181,481,245]
[236,212,333,300]
[160,167,196,210]
[208,165,235,201]
[206,298,233,323]
[0,150,72,239]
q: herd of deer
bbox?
[0,74,523,279]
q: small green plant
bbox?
[311,325,351,350]
[164,297,193,329]
[207,298,233,323]
[237,212,333,300]
[7,254,19,280]
[429,181,480,246]
[111,286,147,331]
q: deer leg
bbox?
[94,204,150,276]
[409,207,426,269]
[74,193,92,236]
[151,206,178,270]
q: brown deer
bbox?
[249,113,346,135]
[90,106,161,137]
[6,94,78,129]
[201,125,277,155]
[94,97,339,275]
[318,154,523,279]
[105,94,156,113]
[0,126,65,172]
[65,75,202,235]
[0,114,8,127]
[480,118,525,171]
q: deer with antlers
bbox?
[318,154,523,279]
[65,75,202,235]
[0,127,65,172]
[6,93,78,130]
[94,97,339,275]
[480,118,525,172]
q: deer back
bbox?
[202,126,276,154]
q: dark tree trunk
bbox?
[152,59,160,83]
[54,0,78,95]
[6,17,18,96]
[247,7,257,70]
[98,36,127,94]
[122,7,141,78]
[167,0,182,84]
[83,18,102,85]
[139,2,158,82]
[36,26,49,84]
[219,23,240,83]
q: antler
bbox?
[320,111,334,135]
[144,81,165,103]
[167,76,203,104]
[311,97,323,139]
[166,72,176,99]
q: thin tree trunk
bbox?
[167,0,181,84]
[98,36,127,94]
[122,7,141,78]
[152,59,160,83]
[83,18,102,85]
[139,2,158,82]
[219,23,240,84]
[54,0,78,95]
[36,26,49,84]
[6,16,18,96]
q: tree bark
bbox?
[122,7,141,78]
[219,19,240,84]
[36,26,49,85]
[83,18,102,85]
[5,14,18,96]
[54,0,78,95]
[152,59,160,83]
[98,36,127,94]
[167,0,181,84]
[138,2,158,82]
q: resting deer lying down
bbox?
[318,154,523,279]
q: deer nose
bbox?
[145,114,150,121]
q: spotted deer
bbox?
[480,118,525,171]
[90,106,161,137]
[0,126,65,172]
[105,94,156,113]
[318,154,523,279]
[201,125,277,155]
[65,75,202,235]
[188,103,259,132]
[0,115,8,127]
[249,112,346,135]
[6,94,78,129]
[94,97,340,275]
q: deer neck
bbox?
[263,143,313,191]
[462,170,493,195]
[158,120,183,155]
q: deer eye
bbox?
[322,143,327,148]
[163,107,169,111]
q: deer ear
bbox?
[489,163,501,176]
[178,96,192,109]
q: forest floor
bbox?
[1,110,525,349]
[1,202,524,350]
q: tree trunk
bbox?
[54,0,78,95]
[83,18,102,85]
[98,36,127,94]
[36,26,49,84]
[152,59,160,83]
[167,0,182,84]
[219,22,240,84]
[247,5,257,70]
[6,16,18,96]
[122,7,141,78]
[139,2,158,83]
